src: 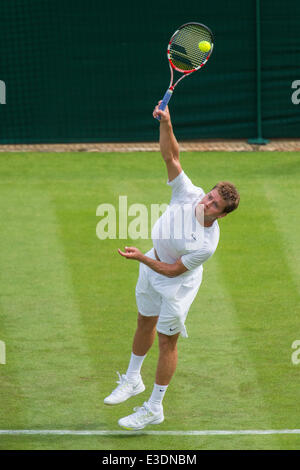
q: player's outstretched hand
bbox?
[153,102,170,123]
[118,246,142,261]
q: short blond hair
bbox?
[212,181,240,214]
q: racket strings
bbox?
[169,24,213,71]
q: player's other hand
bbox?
[118,246,142,261]
[153,102,170,123]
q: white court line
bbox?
[1,429,300,436]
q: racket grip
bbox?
[156,89,173,121]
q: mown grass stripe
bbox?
[179,252,274,431]
[0,184,99,429]
[215,181,300,433]
[264,183,300,292]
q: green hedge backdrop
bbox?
[0,0,299,143]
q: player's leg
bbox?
[144,280,202,416]
[128,248,161,377]
[117,331,179,430]
[132,313,158,356]
[146,331,179,412]
[104,282,161,406]
[117,281,200,429]
[104,248,162,406]
[103,313,158,406]
[124,313,158,383]
[155,331,179,385]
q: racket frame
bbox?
[157,22,214,119]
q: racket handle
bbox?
[156,89,173,121]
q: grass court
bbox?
[0,150,300,450]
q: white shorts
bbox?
[135,249,202,338]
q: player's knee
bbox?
[158,332,179,352]
[137,313,158,333]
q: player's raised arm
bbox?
[153,104,182,182]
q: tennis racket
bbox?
[156,22,214,120]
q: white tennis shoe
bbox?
[104,372,145,405]
[118,402,164,430]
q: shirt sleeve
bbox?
[181,245,214,271]
[167,171,202,203]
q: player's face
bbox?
[200,189,227,219]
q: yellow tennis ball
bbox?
[198,41,211,52]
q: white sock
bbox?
[126,352,146,383]
[148,383,168,412]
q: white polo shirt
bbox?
[151,170,220,278]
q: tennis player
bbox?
[104,103,240,430]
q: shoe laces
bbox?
[116,371,126,385]
[111,372,131,394]
[132,402,154,423]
